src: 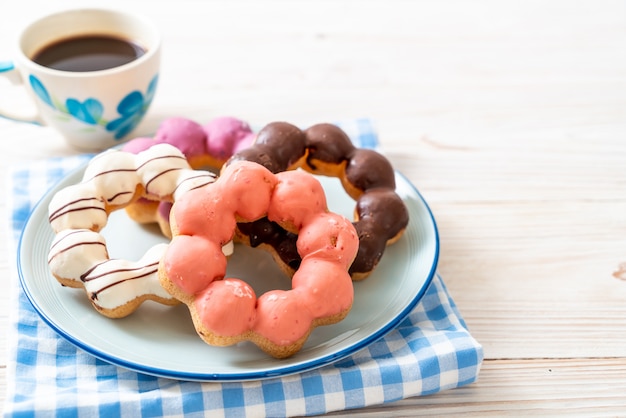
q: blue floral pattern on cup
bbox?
[65,98,104,125]
[29,75,53,108]
[28,74,159,141]
[106,75,158,139]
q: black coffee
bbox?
[32,35,145,72]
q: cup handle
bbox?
[0,61,43,124]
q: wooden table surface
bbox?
[2,0,626,415]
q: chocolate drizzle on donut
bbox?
[48,197,106,223]
[84,262,160,301]
[47,229,106,264]
[227,121,409,279]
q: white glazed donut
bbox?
[47,143,228,318]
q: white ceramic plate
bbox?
[18,167,439,381]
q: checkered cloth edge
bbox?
[3,119,483,417]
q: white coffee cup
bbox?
[0,8,161,150]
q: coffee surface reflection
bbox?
[32,35,146,72]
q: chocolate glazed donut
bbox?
[227,121,409,280]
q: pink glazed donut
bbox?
[159,160,359,358]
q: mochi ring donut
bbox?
[160,160,359,358]
[227,121,410,280]
[122,116,256,169]
[47,143,222,318]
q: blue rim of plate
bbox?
[17,165,439,382]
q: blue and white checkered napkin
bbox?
[3,119,483,417]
